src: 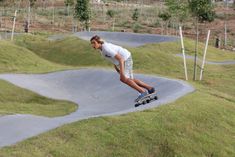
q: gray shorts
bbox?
[117,56,134,79]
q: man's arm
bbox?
[114,53,127,81]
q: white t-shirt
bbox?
[100,42,131,65]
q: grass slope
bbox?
[0,34,234,156]
[14,34,110,67]
[0,40,77,117]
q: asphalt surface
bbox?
[176,54,235,65]
[74,31,178,47]
[0,69,194,147]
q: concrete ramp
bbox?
[0,69,194,147]
[74,31,178,47]
[175,54,235,65]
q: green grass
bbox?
[14,34,110,67]
[0,39,78,117]
[0,34,234,156]
[0,40,72,73]
[0,86,234,157]
[0,80,77,117]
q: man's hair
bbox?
[90,35,104,44]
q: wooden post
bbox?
[179,26,188,81]
[11,10,17,41]
[200,30,211,81]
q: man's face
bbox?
[91,40,100,49]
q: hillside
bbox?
[0,39,77,117]
[0,0,234,49]
[0,34,234,156]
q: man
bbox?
[90,35,155,102]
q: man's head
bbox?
[90,35,104,49]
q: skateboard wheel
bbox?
[154,96,158,100]
[135,103,139,107]
[142,100,146,105]
[146,99,150,103]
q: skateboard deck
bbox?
[135,92,158,107]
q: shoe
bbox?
[148,87,155,94]
[135,91,148,102]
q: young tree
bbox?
[26,0,37,33]
[132,8,140,22]
[158,11,171,35]
[29,0,36,7]
[75,0,91,31]
[188,0,215,80]
[64,0,74,16]
[165,0,189,26]
[106,9,116,31]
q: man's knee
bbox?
[120,78,127,83]
[120,77,131,83]
[133,78,140,83]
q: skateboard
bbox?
[134,92,158,107]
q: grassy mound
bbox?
[0,40,77,117]
[14,34,109,67]
[0,34,234,156]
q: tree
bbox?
[64,0,74,16]
[188,0,215,23]
[29,0,37,7]
[165,0,189,25]
[158,11,171,34]
[106,9,115,18]
[132,8,140,21]
[188,0,215,80]
[106,9,116,31]
[26,0,37,33]
[75,0,91,31]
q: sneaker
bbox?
[148,87,155,94]
[135,91,148,102]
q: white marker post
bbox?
[11,10,17,41]
[200,30,211,81]
[179,26,188,81]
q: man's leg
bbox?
[121,57,150,94]
[133,78,152,91]
[121,78,146,93]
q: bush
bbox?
[106,9,115,18]
[132,22,143,33]
[132,8,140,21]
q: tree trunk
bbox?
[0,10,2,29]
[66,5,70,16]
[224,0,228,47]
[27,2,31,32]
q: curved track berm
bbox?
[0,69,194,147]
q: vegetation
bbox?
[0,34,234,156]
[75,0,91,30]
[64,0,75,16]
[165,0,189,24]
[0,0,233,48]
[187,0,216,80]
[0,79,78,117]
[0,0,234,155]
[0,38,78,117]
[132,8,140,21]
[106,9,116,31]
[188,0,215,23]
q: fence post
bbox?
[200,30,211,81]
[179,26,188,81]
[11,10,17,41]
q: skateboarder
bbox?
[90,35,155,102]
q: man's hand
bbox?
[114,65,120,73]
